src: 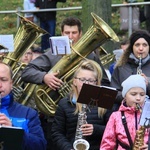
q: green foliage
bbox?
[0,0,146,39]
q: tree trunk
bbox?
[81,0,117,66]
[81,0,112,33]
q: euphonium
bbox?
[73,104,90,150]
[2,14,47,106]
[35,12,119,116]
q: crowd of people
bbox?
[0,1,150,149]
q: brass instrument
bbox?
[133,103,148,150]
[73,104,90,150]
[2,14,47,70]
[99,46,115,66]
[2,14,47,106]
[137,54,142,75]
[133,126,145,150]
[35,12,119,116]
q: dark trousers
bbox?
[40,19,56,51]
[39,113,55,150]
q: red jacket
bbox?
[100,102,149,150]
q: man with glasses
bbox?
[20,49,33,64]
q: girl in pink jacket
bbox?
[100,75,149,150]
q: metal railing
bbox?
[0,2,150,36]
[112,2,150,36]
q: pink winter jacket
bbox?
[100,103,149,150]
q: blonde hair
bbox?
[71,59,107,118]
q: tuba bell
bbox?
[35,12,119,116]
[2,14,47,70]
[2,14,47,106]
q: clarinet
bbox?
[137,54,142,75]
[0,92,1,111]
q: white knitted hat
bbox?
[121,75,146,98]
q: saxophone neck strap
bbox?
[121,111,133,149]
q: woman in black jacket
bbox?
[111,29,150,111]
[51,59,112,150]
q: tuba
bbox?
[99,46,115,66]
[2,14,47,106]
[35,12,119,116]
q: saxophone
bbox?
[73,104,90,150]
[132,103,147,150]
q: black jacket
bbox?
[35,0,66,21]
[51,97,112,150]
[111,58,150,105]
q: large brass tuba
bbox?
[35,12,119,116]
[2,14,47,69]
[2,14,47,106]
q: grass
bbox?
[0,0,81,35]
[0,0,146,39]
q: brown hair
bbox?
[61,17,82,33]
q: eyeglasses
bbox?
[75,77,97,84]
[25,52,33,55]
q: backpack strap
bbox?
[121,111,133,149]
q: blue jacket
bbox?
[0,92,47,150]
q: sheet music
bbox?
[0,125,22,129]
[49,36,71,55]
[100,85,117,90]
[0,35,14,52]
[139,97,150,127]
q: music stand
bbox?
[49,36,71,56]
[0,126,24,150]
[77,84,118,109]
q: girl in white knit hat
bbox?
[100,74,149,150]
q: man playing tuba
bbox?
[21,16,110,150]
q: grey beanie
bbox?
[122,75,146,98]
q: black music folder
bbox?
[0,126,24,150]
[77,84,118,109]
